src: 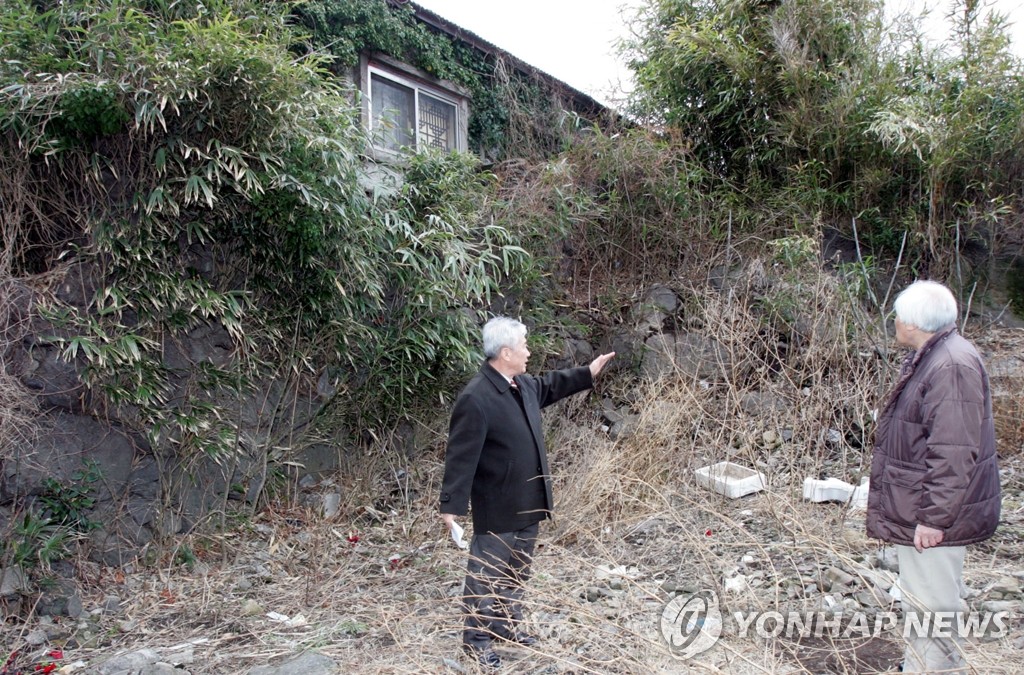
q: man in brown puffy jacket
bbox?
[867,280,1001,673]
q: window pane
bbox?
[419,93,457,151]
[371,74,415,151]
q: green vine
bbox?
[1,0,539,484]
[294,0,573,159]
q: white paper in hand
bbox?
[450,521,468,549]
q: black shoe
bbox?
[498,631,538,646]
[463,644,501,669]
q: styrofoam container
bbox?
[694,461,767,499]
[803,477,855,503]
[849,479,869,510]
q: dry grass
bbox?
[3,448,1020,674]
[0,277,39,466]
[3,250,1024,673]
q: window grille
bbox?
[369,67,462,153]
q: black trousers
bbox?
[462,522,539,648]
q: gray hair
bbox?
[482,316,527,360]
[893,280,957,332]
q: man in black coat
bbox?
[440,316,614,668]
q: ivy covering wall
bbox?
[0,0,551,479]
[295,0,592,160]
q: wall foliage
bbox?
[0,0,534,479]
[295,0,586,160]
[623,0,1024,276]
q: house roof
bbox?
[388,0,609,117]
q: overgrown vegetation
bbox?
[2,2,1024,670]
[296,0,596,159]
[1,0,1022,564]
[623,0,1024,275]
[0,0,537,516]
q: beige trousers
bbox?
[897,544,968,674]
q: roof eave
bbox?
[388,0,609,116]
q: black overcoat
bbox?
[439,362,593,533]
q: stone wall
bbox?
[0,270,340,573]
[4,251,1024,621]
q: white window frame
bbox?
[362,56,469,157]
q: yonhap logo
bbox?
[659,590,1011,659]
[660,590,723,659]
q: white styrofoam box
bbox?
[694,461,767,499]
[849,479,870,510]
[802,477,855,503]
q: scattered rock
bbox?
[740,391,786,417]
[630,284,678,334]
[241,599,263,616]
[37,577,83,618]
[96,648,161,674]
[600,405,626,426]
[991,577,1021,596]
[640,332,734,382]
[660,579,699,595]
[855,586,895,609]
[103,595,122,614]
[118,619,140,633]
[594,564,641,581]
[321,493,342,519]
[0,566,29,597]
[817,567,854,592]
[608,414,640,441]
[982,599,1023,614]
[247,651,338,675]
[26,629,47,646]
[875,547,899,572]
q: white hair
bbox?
[482,316,526,360]
[893,280,958,332]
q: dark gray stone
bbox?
[645,285,679,314]
[3,412,135,502]
[96,648,161,674]
[609,414,640,441]
[291,443,341,476]
[601,327,639,376]
[16,336,84,411]
[641,332,733,382]
[601,407,626,425]
[129,458,160,501]
[127,499,157,527]
[247,651,338,675]
[88,527,139,568]
[630,285,679,334]
[36,577,82,618]
[103,594,122,614]
[549,337,595,370]
[0,566,28,597]
[875,547,899,573]
[52,262,99,310]
[739,391,787,416]
[708,264,745,292]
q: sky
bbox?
[413,0,1024,108]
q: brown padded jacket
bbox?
[866,328,1000,546]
